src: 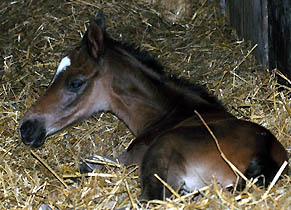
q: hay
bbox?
[0,0,290,209]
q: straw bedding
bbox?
[0,0,290,209]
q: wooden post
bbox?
[225,0,291,82]
[226,0,268,66]
[268,0,291,81]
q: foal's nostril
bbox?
[20,119,46,147]
[20,120,34,142]
[20,120,37,143]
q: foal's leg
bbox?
[139,138,184,200]
[79,154,122,173]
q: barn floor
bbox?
[0,0,290,209]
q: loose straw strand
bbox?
[30,149,69,189]
[194,111,250,184]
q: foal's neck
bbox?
[107,50,173,136]
[106,47,218,137]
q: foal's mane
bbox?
[105,36,165,75]
[82,30,163,73]
[82,30,222,107]
[109,38,222,106]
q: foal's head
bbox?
[19,12,111,147]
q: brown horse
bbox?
[19,11,288,200]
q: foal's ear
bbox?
[87,21,104,59]
[94,10,106,32]
[85,10,106,59]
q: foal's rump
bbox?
[139,117,286,199]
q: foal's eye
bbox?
[67,79,86,92]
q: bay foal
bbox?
[19,11,288,200]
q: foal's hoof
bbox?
[79,155,120,174]
[38,204,53,210]
[79,161,96,174]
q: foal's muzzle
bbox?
[19,119,46,147]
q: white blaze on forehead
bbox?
[52,56,71,82]
[57,56,71,74]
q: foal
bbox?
[19,11,288,200]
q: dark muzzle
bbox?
[19,119,46,147]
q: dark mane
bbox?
[82,31,222,107]
[166,76,223,106]
[104,35,164,74]
[82,30,164,73]
[104,36,223,107]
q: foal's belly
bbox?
[180,156,237,191]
